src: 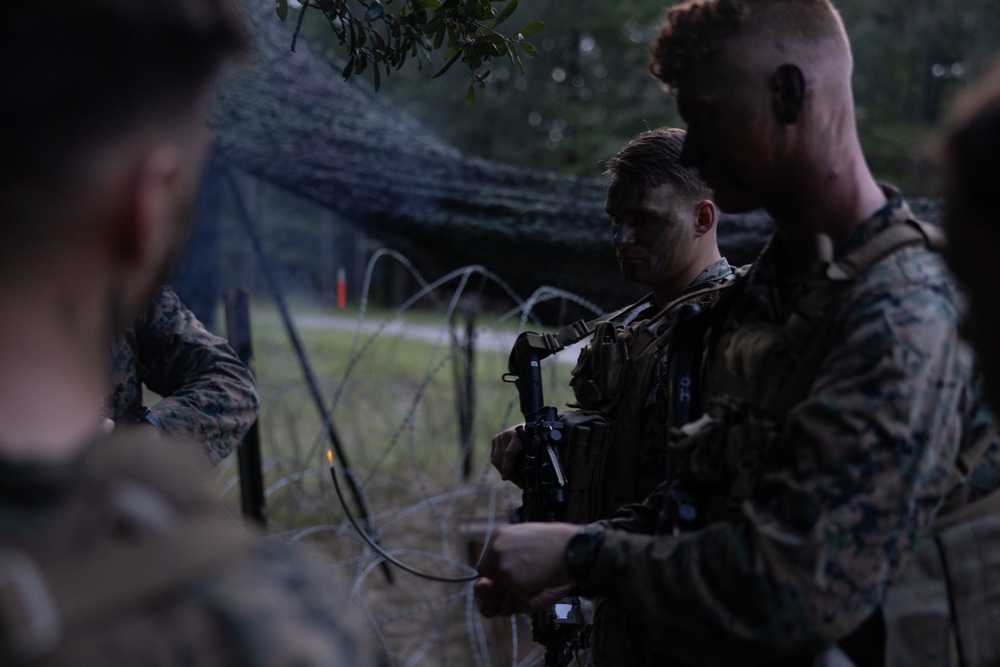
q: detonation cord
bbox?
[328,457,479,583]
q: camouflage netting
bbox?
[210,1,937,310]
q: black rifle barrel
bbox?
[508,333,582,667]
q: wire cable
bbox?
[328,454,479,583]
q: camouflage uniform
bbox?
[0,431,388,667]
[565,259,734,664]
[106,286,259,465]
[568,258,735,520]
[576,190,1000,666]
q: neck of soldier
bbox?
[651,244,723,308]
[765,125,887,278]
[0,257,112,462]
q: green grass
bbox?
[245,300,576,474]
[216,300,581,664]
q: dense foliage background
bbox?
[295,0,1000,195]
[180,1,999,319]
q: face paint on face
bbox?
[605,179,693,289]
[654,215,686,275]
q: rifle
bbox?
[507,332,588,667]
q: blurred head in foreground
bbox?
[0,0,247,456]
[0,0,247,320]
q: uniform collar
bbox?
[685,257,733,293]
[744,184,911,319]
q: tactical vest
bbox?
[675,219,948,524]
[668,218,1000,666]
[0,432,259,665]
[554,273,739,523]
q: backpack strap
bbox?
[934,487,1000,535]
[514,296,653,361]
[714,219,945,531]
[826,218,944,282]
[766,219,943,415]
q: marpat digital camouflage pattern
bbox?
[0,430,388,667]
[107,286,259,465]
[581,190,1000,666]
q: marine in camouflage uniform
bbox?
[492,128,734,517]
[0,1,387,664]
[491,128,738,664]
[578,190,1000,665]
[106,286,259,465]
[567,256,734,520]
[569,257,735,665]
[475,3,1000,665]
[0,431,388,667]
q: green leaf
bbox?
[341,55,356,80]
[478,32,506,46]
[518,39,538,57]
[507,42,525,74]
[419,0,442,9]
[465,83,475,107]
[432,25,447,49]
[373,63,382,91]
[517,21,544,36]
[492,0,518,28]
[275,0,289,21]
[433,49,462,78]
[424,11,445,35]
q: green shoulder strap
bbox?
[762,218,944,416]
[825,218,945,282]
[516,270,744,362]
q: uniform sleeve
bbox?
[594,494,662,535]
[136,287,260,464]
[575,251,979,664]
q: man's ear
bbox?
[771,64,805,125]
[114,145,182,269]
[692,199,718,237]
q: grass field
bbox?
[218,299,581,665]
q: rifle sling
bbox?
[518,279,740,361]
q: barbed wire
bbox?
[232,248,606,665]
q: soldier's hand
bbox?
[475,522,578,615]
[474,577,519,617]
[490,425,525,486]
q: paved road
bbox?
[265,311,586,363]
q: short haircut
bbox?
[604,127,711,202]
[942,61,1000,235]
[649,0,850,91]
[0,0,248,224]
